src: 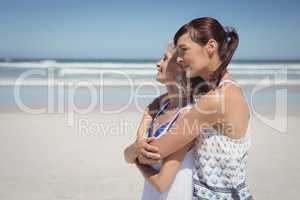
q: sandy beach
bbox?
[0,103,299,200]
[0,58,299,200]
[1,0,299,198]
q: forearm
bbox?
[136,109,152,141]
[135,161,167,192]
[135,144,189,193]
[124,142,138,164]
[149,104,217,159]
[125,109,152,164]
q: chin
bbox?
[156,76,163,83]
[185,69,195,78]
[189,72,199,78]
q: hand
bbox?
[135,137,162,165]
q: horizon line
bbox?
[0,57,300,63]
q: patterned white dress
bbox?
[192,80,253,200]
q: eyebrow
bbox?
[177,44,188,49]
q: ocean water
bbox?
[0,59,299,112]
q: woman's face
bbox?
[156,48,183,84]
[176,33,210,78]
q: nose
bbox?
[156,60,161,68]
[176,57,183,66]
[156,63,160,69]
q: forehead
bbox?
[165,47,175,55]
[176,33,193,46]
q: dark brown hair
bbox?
[174,17,239,87]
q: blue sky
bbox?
[0,0,299,60]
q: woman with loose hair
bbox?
[135,17,254,200]
[124,43,207,199]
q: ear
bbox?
[206,39,218,57]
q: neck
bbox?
[165,84,187,109]
[200,57,223,85]
[203,54,222,81]
[219,71,230,81]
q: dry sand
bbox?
[0,107,299,199]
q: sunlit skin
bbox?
[156,49,177,83]
[136,33,250,163]
[176,33,222,80]
[124,46,194,192]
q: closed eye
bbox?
[181,47,189,52]
[177,47,188,56]
[163,55,168,61]
[177,44,189,51]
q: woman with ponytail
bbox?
[135,17,254,200]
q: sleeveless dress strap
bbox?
[155,101,170,118]
[218,79,240,88]
[156,103,194,139]
[147,100,171,137]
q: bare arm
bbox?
[124,137,161,164]
[137,108,153,140]
[123,109,151,163]
[135,142,194,192]
[124,93,168,164]
[147,92,222,159]
[147,85,249,160]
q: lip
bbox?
[184,67,193,77]
[157,67,162,73]
[182,64,191,70]
[181,66,189,72]
[178,62,187,69]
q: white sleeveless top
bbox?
[192,80,253,200]
[141,103,194,200]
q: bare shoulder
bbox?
[147,93,168,117]
[176,89,224,128]
[220,82,249,116]
[219,83,250,139]
[193,87,225,116]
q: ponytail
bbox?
[211,27,239,86]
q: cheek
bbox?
[156,72,165,83]
[161,65,168,74]
[195,50,209,67]
[182,52,192,64]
